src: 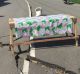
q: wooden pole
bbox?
[73,18,78,46]
[9,18,14,54]
[74,24,78,46]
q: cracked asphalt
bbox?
[0,0,80,74]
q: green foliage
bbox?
[71,0,80,4]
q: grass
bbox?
[71,0,80,4]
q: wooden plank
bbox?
[14,36,79,46]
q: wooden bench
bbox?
[8,15,79,54]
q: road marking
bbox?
[30,47,35,57]
[20,47,35,74]
[24,0,31,17]
[30,37,36,57]
[20,46,35,74]
[20,60,29,74]
[21,37,35,74]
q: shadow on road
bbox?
[0,16,4,17]
[0,0,11,7]
[32,35,80,48]
[66,70,77,74]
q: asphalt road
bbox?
[0,0,29,74]
[0,0,80,74]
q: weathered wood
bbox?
[14,36,79,46]
[9,18,15,54]
[75,24,78,46]
[72,18,78,46]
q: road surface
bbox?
[0,0,80,74]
